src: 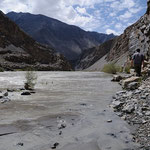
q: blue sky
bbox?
[0,0,147,35]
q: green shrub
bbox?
[102,63,120,74]
[24,71,37,90]
[0,67,4,72]
[124,64,131,74]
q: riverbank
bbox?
[111,75,150,150]
[0,71,138,150]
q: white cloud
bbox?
[129,7,142,13]
[67,0,101,7]
[106,29,120,35]
[104,0,115,2]
[115,23,122,29]
[76,7,87,15]
[0,0,29,13]
[109,12,117,17]
[118,11,133,21]
[122,0,135,9]
[0,0,146,35]
[110,0,137,13]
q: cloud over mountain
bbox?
[0,0,147,35]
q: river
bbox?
[0,71,138,150]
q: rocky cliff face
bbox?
[76,38,117,70]
[0,11,72,71]
[107,0,150,62]
[84,1,150,71]
[6,12,114,61]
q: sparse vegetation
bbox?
[0,67,4,72]
[124,64,131,74]
[24,70,37,90]
[102,63,121,74]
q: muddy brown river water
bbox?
[0,71,138,150]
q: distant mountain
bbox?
[76,38,117,70]
[6,12,115,61]
[0,11,72,71]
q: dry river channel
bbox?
[0,71,139,150]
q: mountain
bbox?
[0,11,72,71]
[6,12,115,62]
[85,0,150,71]
[76,37,117,70]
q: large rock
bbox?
[111,75,123,82]
[122,77,141,89]
[127,82,139,90]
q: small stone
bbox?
[111,101,124,109]
[134,90,141,94]
[57,120,66,129]
[1,98,11,104]
[141,95,147,99]
[80,103,87,106]
[107,119,112,123]
[116,91,126,95]
[0,94,3,99]
[21,92,31,95]
[7,89,14,92]
[107,133,117,138]
[17,143,24,146]
[59,131,62,135]
[142,120,147,124]
[145,93,149,96]
[3,92,8,97]
[121,115,126,120]
[51,142,59,149]
[145,111,150,116]
[122,103,135,113]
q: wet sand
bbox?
[0,71,138,150]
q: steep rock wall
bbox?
[107,0,150,63]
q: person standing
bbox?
[131,49,144,76]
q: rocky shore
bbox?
[111,72,150,149]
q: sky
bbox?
[0,0,147,35]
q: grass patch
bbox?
[102,63,121,74]
[0,67,4,72]
[124,64,131,74]
[24,70,37,90]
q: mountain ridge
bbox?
[0,11,72,71]
[6,12,115,62]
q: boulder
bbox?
[21,91,31,95]
[127,82,139,90]
[111,101,124,109]
[111,75,123,82]
[122,103,135,113]
[122,77,141,89]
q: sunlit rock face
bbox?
[106,0,150,62]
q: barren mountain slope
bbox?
[0,11,72,71]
